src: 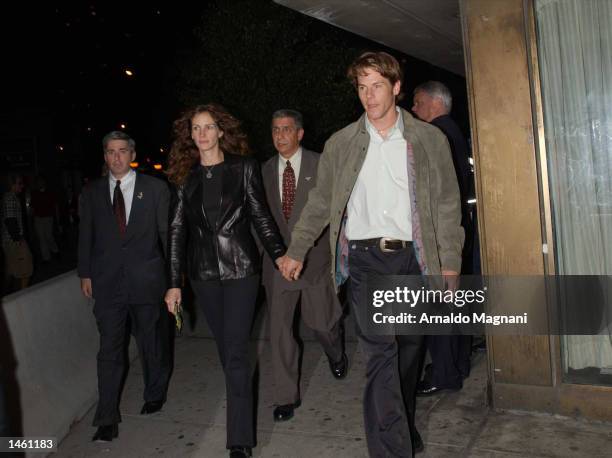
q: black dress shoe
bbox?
[328,352,348,379]
[412,429,424,454]
[416,381,461,397]
[92,424,118,442]
[229,446,252,457]
[416,379,429,391]
[273,401,300,422]
[140,400,164,414]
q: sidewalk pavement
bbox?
[56,335,612,457]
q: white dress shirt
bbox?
[346,108,413,241]
[108,169,136,223]
[277,147,303,201]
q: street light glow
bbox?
[125,69,134,76]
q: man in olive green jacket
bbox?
[280,52,463,457]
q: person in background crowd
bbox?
[31,176,60,263]
[1,174,33,292]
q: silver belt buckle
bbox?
[379,237,394,253]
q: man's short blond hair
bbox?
[347,51,404,100]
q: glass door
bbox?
[534,0,612,386]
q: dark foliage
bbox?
[175,0,364,159]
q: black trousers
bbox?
[348,243,425,458]
[425,217,474,387]
[93,278,167,426]
[191,275,259,449]
[425,334,471,387]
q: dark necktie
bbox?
[113,180,127,236]
[282,160,296,221]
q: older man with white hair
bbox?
[412,81,474,396]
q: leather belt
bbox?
[350,237,412,253]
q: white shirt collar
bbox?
[277,146,302,169]
[109,169,136,186]
[365,107,404,140]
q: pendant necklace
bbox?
[203,164,216,179]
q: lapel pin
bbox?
[137,192,144,199]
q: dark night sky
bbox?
[2,1,468,179]
[7,2,189,112]
[3,1,197,174]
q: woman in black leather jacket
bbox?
[164,103,285,458]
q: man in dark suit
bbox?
[78,131,170,442]
[261,110,347,422]
[412,81,474,395]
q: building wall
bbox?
[461,0,612,420]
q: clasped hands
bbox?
[160,257,457,294]
[275,255,303,281]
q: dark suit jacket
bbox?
[77,173,169,305]
[430,115,472,210]
[261,148,330,291]
[431,114,474,273]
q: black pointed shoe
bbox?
[229,446,252,457]
[273,400,300,422]
[92,424,118,442]
[140,400,164,414]
[328,352,348,379]
[416,381,462,397]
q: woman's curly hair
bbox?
[166,103,250,185]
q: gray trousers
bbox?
[266,279,343,406]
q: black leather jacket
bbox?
[168,153,285,286]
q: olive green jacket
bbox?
[287,108,464,290]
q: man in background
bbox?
[261,109,346,423]
[78,131,170,442]
[31,176,60,263]
[412,80,474,395]
[1,174,32,292]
